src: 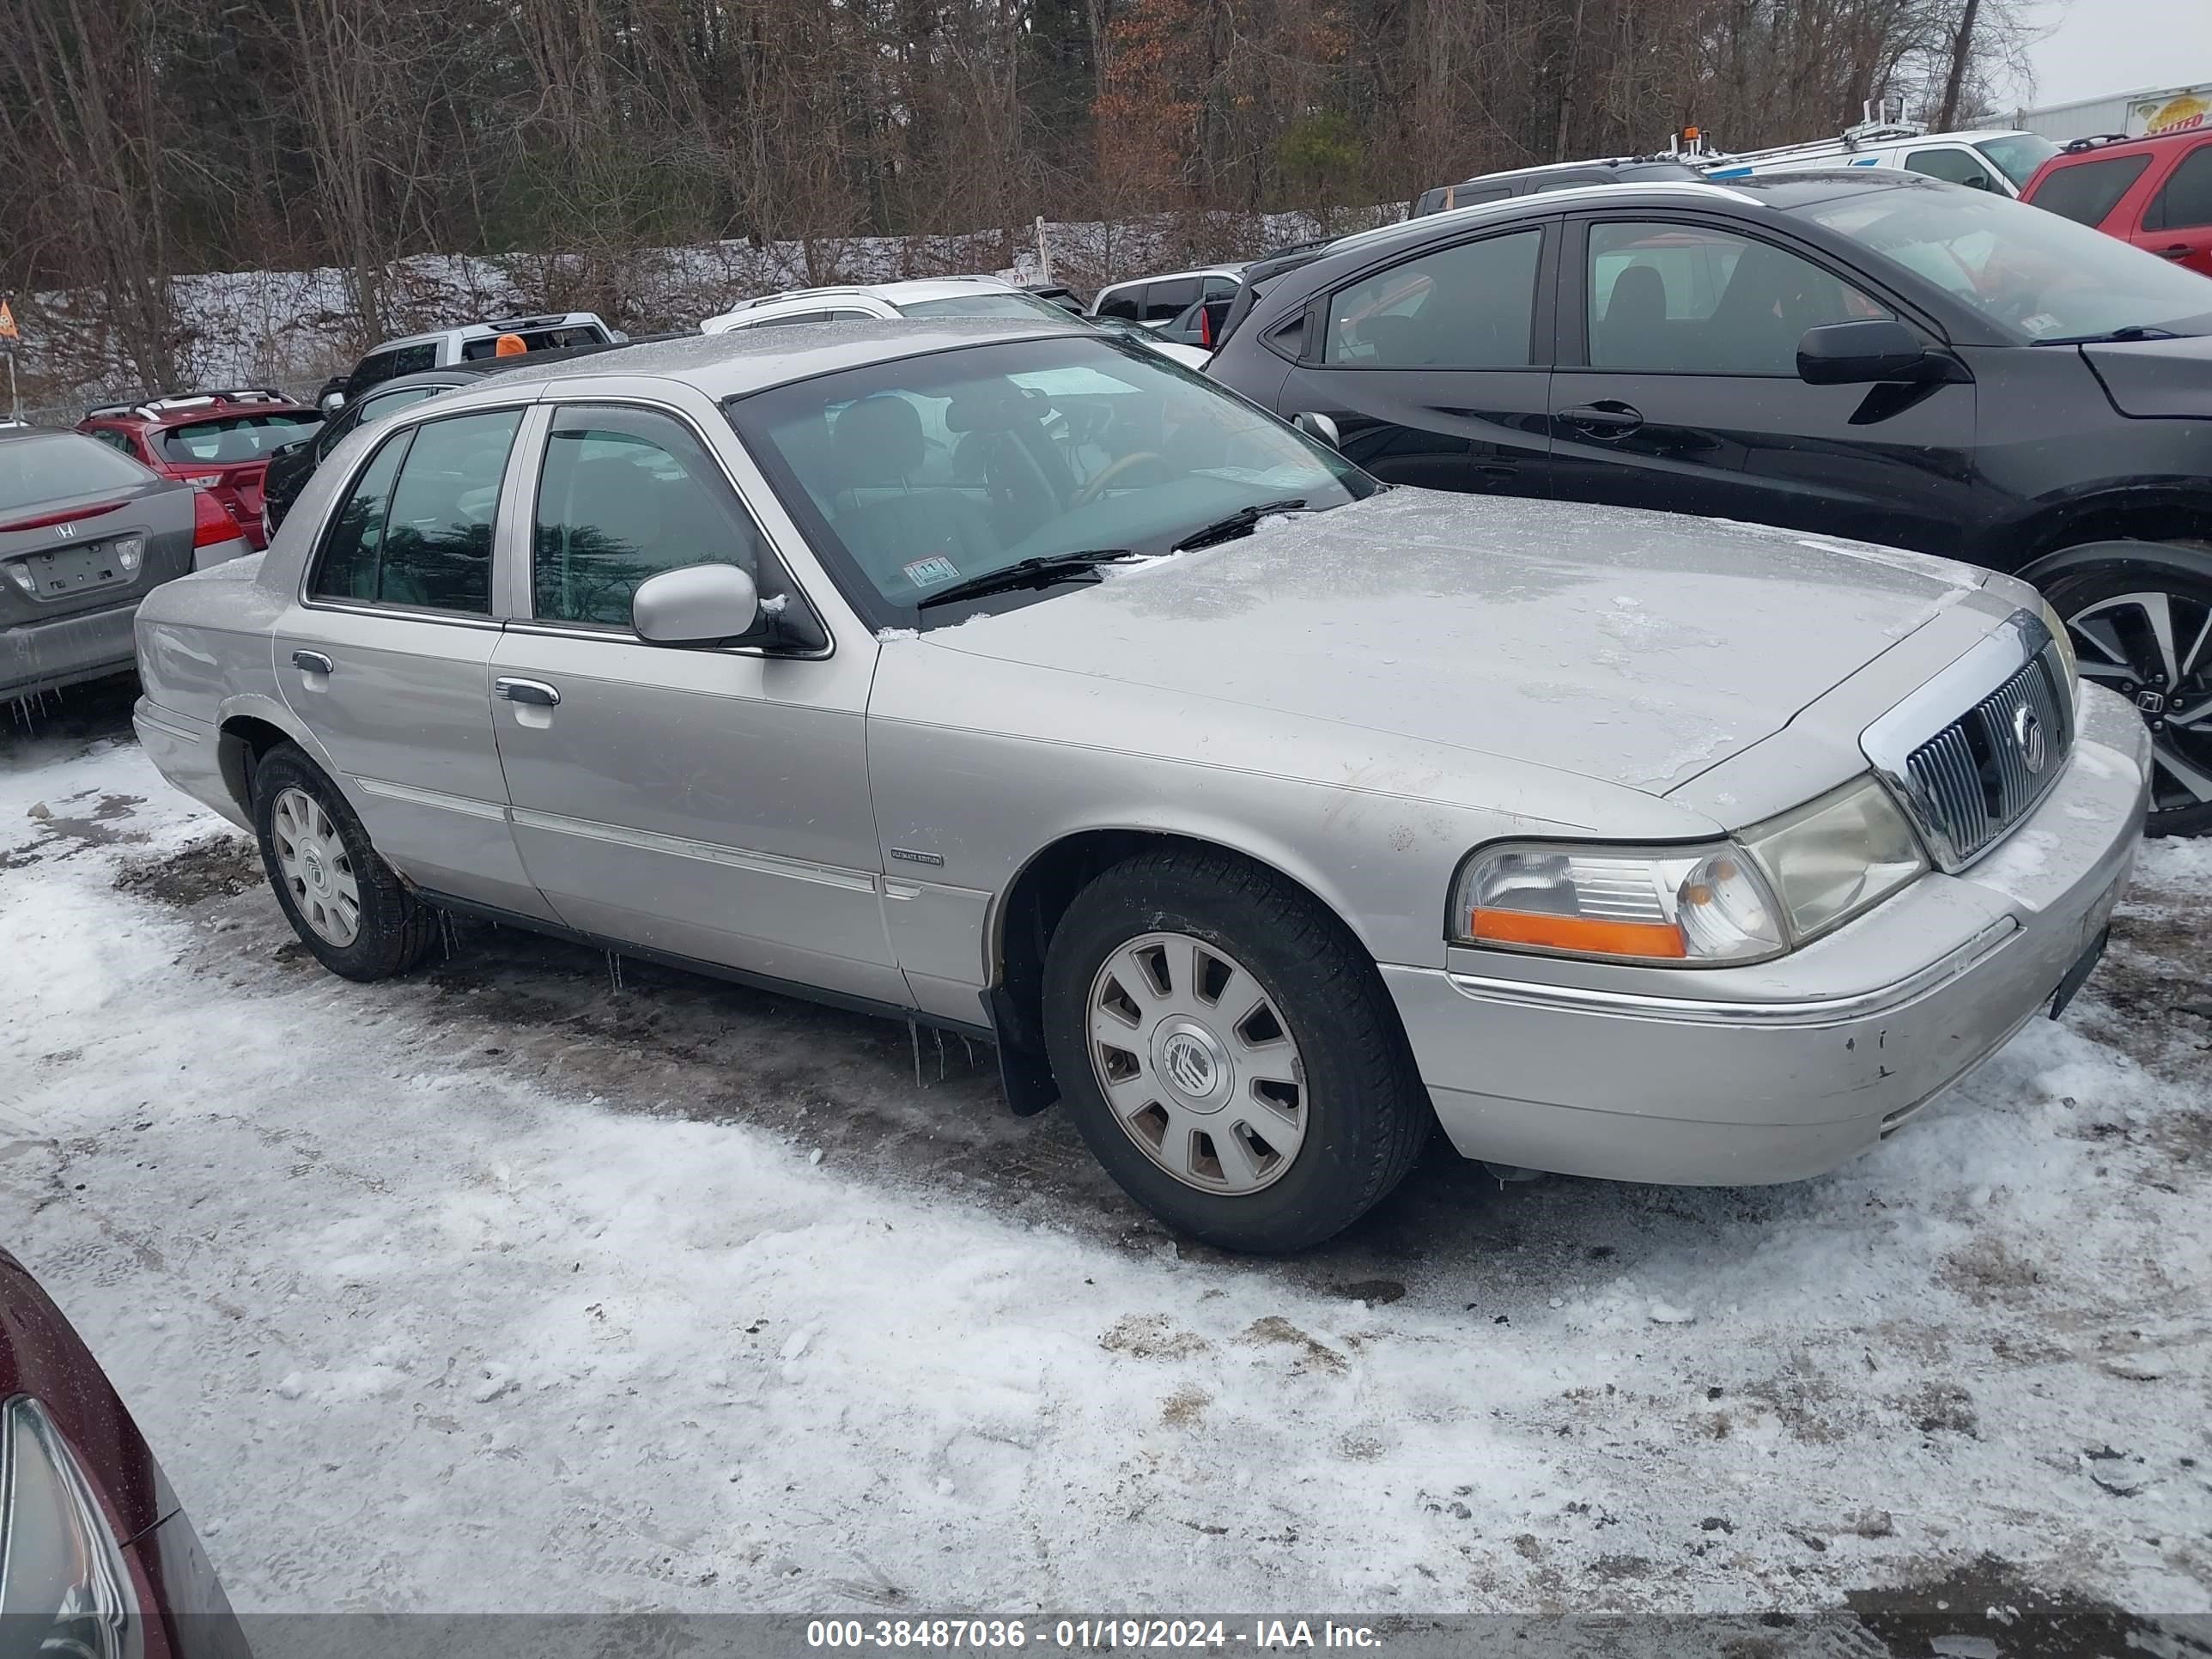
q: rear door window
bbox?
[310,410,520,613]
[1324,229,1544,368]
[2147,143,2212,230]
[2026,154,2153,225]
[1140,278,1201,320]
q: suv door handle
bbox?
[494,678,561,708]
[290,649,333,674]
[1559,401,1644,437]
[2154,244,2192,259]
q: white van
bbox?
[1695,106,2058,197]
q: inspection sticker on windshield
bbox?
[903,556,961,588]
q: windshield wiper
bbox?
[914,549,1143,610]
[1172,498,1309,553]
[2033,324,2185,345]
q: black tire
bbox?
[1041,846,1431,1253]
[2028,540,2212,838]
[251,743,439,981]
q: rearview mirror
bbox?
[1292,410,1341,450]
[1797,320,1957,386]
[633,562,759,644]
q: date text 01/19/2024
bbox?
[804,1620,1384,1650]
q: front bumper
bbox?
[1383,684,2151,1186]
[3,602,142,701]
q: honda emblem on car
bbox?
[53,521,76,539]
[2014,702,2047,774]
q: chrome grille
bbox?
[1901,654,2072,867]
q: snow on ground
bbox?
[2,685,2209,1620]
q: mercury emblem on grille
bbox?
[2013,702,2047,775]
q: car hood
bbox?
[921,489,1992,794]
[2078,331,2212,418]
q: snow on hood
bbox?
[925,489,1987,793]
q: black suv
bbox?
[1208,171,2212,833]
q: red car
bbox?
[0,1245,249,1657]
[2020,129,2212,276]
[78,390,320,552]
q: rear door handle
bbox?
[290,649,333,675]
[1559,401,1644,437]
[2154,244,2193,259]
[494,678,561,708]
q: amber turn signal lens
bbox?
[1468,907,1689,959]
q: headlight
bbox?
[1452,776,1928,965]
[0,1396,143,1659]
[2036,594,2078,710]
[1737,775,1927,942]
[1452,842,1787,963]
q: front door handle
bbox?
[290,649,333,675]
[2154,244,2193,259]
[494,678,561,708]
[1559,401,1644,437]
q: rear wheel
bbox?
[1041,847,1431,1253]
[2033,541,2212,837]
[252,744,439,980]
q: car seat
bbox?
[831,395,999,590]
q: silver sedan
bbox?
[130,320,2149,1251]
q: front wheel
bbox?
[1041,847,1431,1252]
[2033,541,2212,837]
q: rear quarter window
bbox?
[2028,153,2154,225]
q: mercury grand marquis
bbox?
[129,321,2149,1250]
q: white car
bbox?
[1088,266,1247,327]
[701,278,1211,368]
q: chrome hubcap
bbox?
[270,787,362,947]
[1086,932,1306,1195]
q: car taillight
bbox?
[192,489,237,547]
[1200,307,1214,349]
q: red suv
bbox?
[78,389,320,551]
[2021,130,2212,277]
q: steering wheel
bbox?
[1073,451,1164,507]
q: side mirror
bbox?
[1796,320,1956,386]
[632,562,760,644]
[1292,410,1341,449]
[319,391,346,415]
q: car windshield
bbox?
[1792,183,2212,341]
[896,292,1085,322]
[157,412,319,464]
[726,334,1374,625]
[0,432,150,513]
[1974,132,2060,188]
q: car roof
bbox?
[465,317,1091,402]
[2040,129,2203,161]
[368,313,605,351]
[729,276,1020,312]
[1096,264,1248,290]
[84,390,312,426]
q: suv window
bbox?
[352,343,436,393]
[1325,229,1543,369]
[532,405,776,629]
[1094,287,1143,321]
[88,428,140,456]
[1141,278,1201,320]
[1588,222,1887,374]
[158,412,317,465]
[2030,153,2154,226]
[2148,143,2212,230]
[311,410,519,613]
[1905,147,2000,190]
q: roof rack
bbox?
[2060,132,2137,152]
[1674,99,1929,169]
